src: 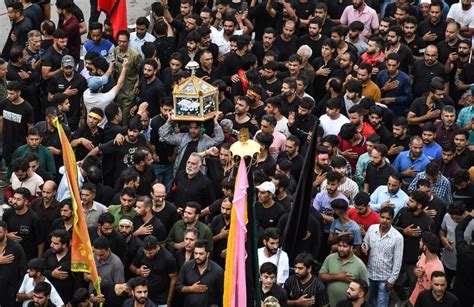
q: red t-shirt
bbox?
[361,122,376,138]
[337,136,367,173]
[348,208,380,232]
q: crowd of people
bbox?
[0,0,473,305]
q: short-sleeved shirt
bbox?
[340,4,379,41]
[0,99,34,148]
[319,253,368,307]
[330,219,363,245]
[132,247,177,304]
[284,275,329,307]
[348,208,380,233]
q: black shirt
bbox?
[274,35,298,62]
[311,57,340,102]
[426,195,448,234]
[72,125,104,161]
[336,300,369,307]
[437,40,459,64]
[210,214,229,268]
[365,162,398,193]
[278,151,304,180]
[454,148,474,170]
[417,20,446,45]
[138,77,166,118]
[284,275,329,307]
[252,41,280,66]
[152,201,179,233]
[415,289,460,307]
[393,208,435,264]
[88,226,126,261]
[43,248,76,303]
[255,154,277,177]
[123,236,143,280]
[132,215,167,243]
[261,78,283,98]
[0,239,27,307]
[172,170,216,208]
[133,165,157,196]
[224,113,259,137]
[0,99,34,149]
[3,208,44,260]
[297,34,327,63]
[261,283,288,307]
[47,72,87,130]
[178,140,198,172]
[403,36,426,58]
[408,96,444,136]
[98,134,147,178]
[256,202,286,236]
[411,60,447,98]
[2,17,33,61]
[30,198,60,242]
[176,259,224,307]
[132,247,177,304]
[453,181,474,211]
[150,114,175,165]
[288,113,317,146]
[23,4,43,30]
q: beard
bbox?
[458,51,468,57]
[295,272,309,280]
[135,296,147,304]
[367,49,376,55]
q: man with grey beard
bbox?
[172,153,216,210]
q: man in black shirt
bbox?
[411,45,447,98]
[393,191,435,301]
[385,26,413,73]
[415,271,460,307]
[131,235,177,306]
[261,61,282,98]
[387,117,410,162]
[88,117,146,178]
[151,183,179,233]
[210,197,231,268]
[172,153,216,208]
[453,212,474,305]
[364,144,397,194]
[402,16,425,61]
[71,108,105,161]
[130,147,156,196]
[274,19,299,62]
[336,279,370,307]
[252,27,280,66]
[30,181,60,243]
[88,212,126,261]
[2,2,33,61]
[132,196,167,243]
[176,240,224,307]
[416,179,448,234]
[454,131,474,170]
[4,188,44,260]
[277,135,304,179]
[284,252,329,306]
[255,181,286,240]
[137,59,166,118]
[43,229,75,302]
[436,21,460,64]
[0,220,27,307]
[41,29,69,110]
[417,2,445,45]
[260,262,288,306]
[0,81,34,165]
[298,17,326,63]
[47,55,87,130]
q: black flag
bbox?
[282,122,318,260]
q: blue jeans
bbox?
[369,279,390,307]
[153,164,174,192]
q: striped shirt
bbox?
[408,172,453,203]
[364,224,404,284]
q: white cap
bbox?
[420,0,431,5]
[256,181,276,195]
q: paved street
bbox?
[0,0,155,50]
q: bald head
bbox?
[151,183,167,207]
[42,180,57,204]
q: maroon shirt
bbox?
[59,15,80,61]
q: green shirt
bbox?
[166,220,214,253]
[319,253,368,307]
[8,144,56,179]
[107,204,136,228]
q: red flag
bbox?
[97,0,128,39]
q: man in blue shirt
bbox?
[375,53,413,116]
[408,162,453,203]
[328,198,362,252]
[421,122,442,160]
[393,136,430,185]
[370,173,409,216]
[83,22,115,60]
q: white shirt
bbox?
[129,32,156,59]
[18,275,64,307]
[211,29,243,54]
[83,89,117,128]
[275,117,290,137]
[319,114,350,136]
[258,247,289,284]
[10,172,43,197]
[447,3,474,41]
